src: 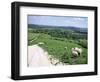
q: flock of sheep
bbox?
[65,47,82,57]
[72,47,82,57]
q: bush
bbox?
[77,39,87,48]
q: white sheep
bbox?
[72,48,78,57]
[74,47,82,55]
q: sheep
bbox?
[74,47,82,55]
[72,48,78,57]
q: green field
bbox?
[28,26,88,65]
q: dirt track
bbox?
[28,45,52,67]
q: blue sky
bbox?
[28,15,88,28]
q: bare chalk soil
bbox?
[28,45,52,67]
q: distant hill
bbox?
[28,24,87,33]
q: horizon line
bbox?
[28,24,87,28]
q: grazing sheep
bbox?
[72,48,78,57]
[74,47,82,55]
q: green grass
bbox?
[28,32,87,65]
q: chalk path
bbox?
[28,45,52,67]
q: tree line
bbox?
[28,28,87,40]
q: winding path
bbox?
[28,45,52,67]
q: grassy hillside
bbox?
[28,27,88,65]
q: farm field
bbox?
[28,25,88,65]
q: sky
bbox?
[28,15,88,28]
